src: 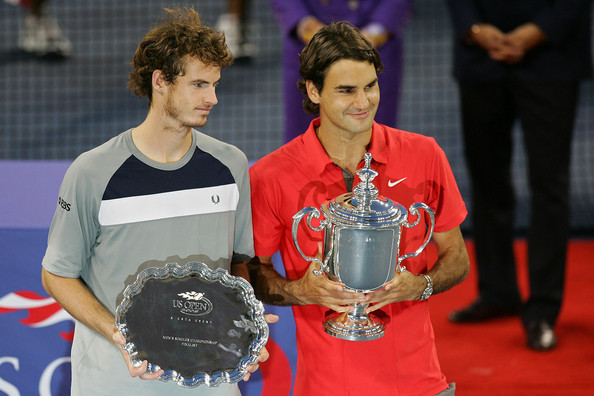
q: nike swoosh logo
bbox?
[388,177,407,187]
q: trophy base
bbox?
[323,310,385,341]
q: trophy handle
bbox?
[292,207,331,276]
[397,202,436,271]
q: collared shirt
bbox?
[250,118,467,396]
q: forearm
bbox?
[426,228,470,296]
[41,268,118,343]
[231,260,250,282]
[367,227,469,312]
[248,257,305,306]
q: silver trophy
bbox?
[292,153,435,341]
[115,262,269,388]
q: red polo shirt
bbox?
[250,119,467,396]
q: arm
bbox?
[41,268,163,379]
[499,23,547,63]
[364,0,412,47]
[531,0,591,47]
[43,263,277,382]
[366,226,469,313]
[231,259,250,281]
[498,0,591,61]
[445,0,522,63]
[230,259,279,381]
[269,0,312,38]
[248,253,365,312]
[445,0,482,40]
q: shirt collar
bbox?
[367,121,388,165]
[301,118,389,175]
[301,118,334,176]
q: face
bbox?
[161,56,220,128]
[308,59,380,137]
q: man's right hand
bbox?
[113,331,164,380]
[292,245,366,311]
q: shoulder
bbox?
[66,132,132,185]
[193,130,250,187]
[194,130,248,166]
[250,138,302,180]
[378,123,441,155]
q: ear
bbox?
[305,80,321,104]
[152,70,167,94]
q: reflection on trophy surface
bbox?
[292,153,435,341]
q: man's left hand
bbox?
[364,270,426,313]
[242,313,280,381]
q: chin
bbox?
[351,119,374,132]
[186,118,208,128]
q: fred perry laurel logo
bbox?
[211,194,220,204]
[173,291,213,316]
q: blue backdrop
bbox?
[0,161,297,396]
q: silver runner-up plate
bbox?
[115,262,269,388]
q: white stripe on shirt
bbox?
[98,183,239,226]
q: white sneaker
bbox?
[216,13,256,60]
[18,12,72,57]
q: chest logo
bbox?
[388,177,407,188]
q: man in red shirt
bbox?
[249,22,469,396]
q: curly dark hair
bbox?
[298,21,383,115]
[128,7,233,103]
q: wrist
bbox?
[418,274,433,301]
[285,277,309,306]
[465,23,482,44]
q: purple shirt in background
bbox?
[270,0,412,142]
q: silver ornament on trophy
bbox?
[292,153,435,341]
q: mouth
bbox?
[348,110,370,119]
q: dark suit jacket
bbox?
[446,0,592,82]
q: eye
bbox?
[365,81,377,90]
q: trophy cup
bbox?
[292,153,435,341]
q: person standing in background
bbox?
[11,0,73,58]
[216,0,256,61]
[270,0,412,142]
[445,0,592,351]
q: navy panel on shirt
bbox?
[102,148,235,200]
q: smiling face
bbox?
[162,56,221,128]
[307,59,380,138]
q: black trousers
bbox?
[458,79,579,327]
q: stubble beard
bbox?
[164,95,208,129]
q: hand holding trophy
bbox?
[292,153,435,341]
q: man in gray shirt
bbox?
[41,7,275,395]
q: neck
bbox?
[131,110,193,163]
[316,125,371,175]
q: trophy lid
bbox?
[322,153,406,227]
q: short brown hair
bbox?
[298,22,383,115]
[128,7,233,102]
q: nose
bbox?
[206,86,218,106]
[353,90,369,109]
